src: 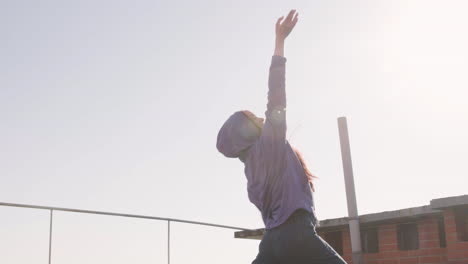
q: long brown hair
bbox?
[242,110,316,191]
[293,148,316,192]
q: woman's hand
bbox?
[274,9,298,57]
[276,9,299,42]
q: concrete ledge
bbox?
[235,195,468,240]
[317,205,440,231]
[234,205,440,239]
[234,228,265,239]
[319,217,349,229]
[430,194,468,209]
[359,205,439,224]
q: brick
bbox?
[419,255,442,263]
[448,248,468,259]
[420,225,436,233]
[451,242,468,250]
[400,257,419,264]
[446,232,458,238]
[379,259,399,264]
[448,259,468,264]
[420,232,439,240]
[407,249,424,257]
[380,236,397,243]
[445,225,457,233]
[380,243,398,252]
[380,235,397,242]
[445,234,458,243]
[444,219,456,226]
[427,248,446,255]
[380,251,401,259]
[444,221,456,227]
[448,249,465,259]
[444,214,455,220]
[445,222,456,227]
[380,230,397,237]
[420,240,441,249]
[364,253,379,260]
[381,239,398,246]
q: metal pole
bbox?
[337,117,363,264]
[48,210,53,264]
[167,220,170,264]
[0,202,248,231]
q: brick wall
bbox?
[444,209,468,264]
[343,229,352,263]
[318,206,468,264]
[322,216,450,264]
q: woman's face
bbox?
[242,111,264,130]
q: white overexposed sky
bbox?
[1,0,468,263]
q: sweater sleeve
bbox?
[258,55,288,181]
[266,55,287,121]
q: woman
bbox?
[216,9,347,264]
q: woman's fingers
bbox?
[276,16,284,26]
[285,9,296,23]
[277,10,297,27]
[292,12,298,26]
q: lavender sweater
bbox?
[217,56,318,229]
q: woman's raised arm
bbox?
[264,9,298,132]
[259,10,299,174]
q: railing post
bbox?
[167,220,170,264]
[48,209,53,264]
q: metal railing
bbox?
[0,202,251,264]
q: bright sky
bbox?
[1,0,468,263]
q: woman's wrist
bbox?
[274,38,285,57]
